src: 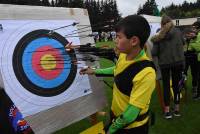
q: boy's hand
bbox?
[79,67,95,75]
[65,42,80,51]
[107,126,117,134]
[107,122,120,134]
[65,42,73,51]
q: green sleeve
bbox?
[108,104,141,134]
[94,66,115,75]
[196,32,200,43]
[189,32,200,51]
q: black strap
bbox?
[114,60,156,96]
[95,74,114,77]
[135,111,149,121]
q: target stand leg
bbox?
[156,80,165,112]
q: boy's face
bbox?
[115,31,138,54]
[185,26,198,39]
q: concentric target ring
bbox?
[13,29,77,97]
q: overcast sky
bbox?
[116,0,197,16]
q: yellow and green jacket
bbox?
[95,50,156,129]
[188,32,200,61]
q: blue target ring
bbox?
[23,37,71,89]
[13,29,77,97]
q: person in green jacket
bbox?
[187,21,200,100]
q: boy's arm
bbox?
[108,104,141,134]
[79,66,115,76]
[95,66,115,77]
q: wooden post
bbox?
[156,80,165,112]
[89,111,107,125]
[89,113,98,125]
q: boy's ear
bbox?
[130,36,140,47]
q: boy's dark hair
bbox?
[115,15,150,48]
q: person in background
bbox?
[151,15,185,119]
[184,26,198,98]
[0,88,34,134]
[79,15,156,134]
[186,21,200,100]
[0,24,3,32]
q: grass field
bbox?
[54,41,200,134]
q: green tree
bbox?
[62,0,69,7]
[0,0,15,4]
[51,0,55,7]
[56,0,68,7]
[41,0,50,6]
[69,0,83,8]
[137,0,158,16]
[161,0,200,19]
[153,4,160,16]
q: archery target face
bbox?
[0,20,92,117]
[13,29,77,97]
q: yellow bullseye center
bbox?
[40,54,56,70]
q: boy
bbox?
[80,15,156,134]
